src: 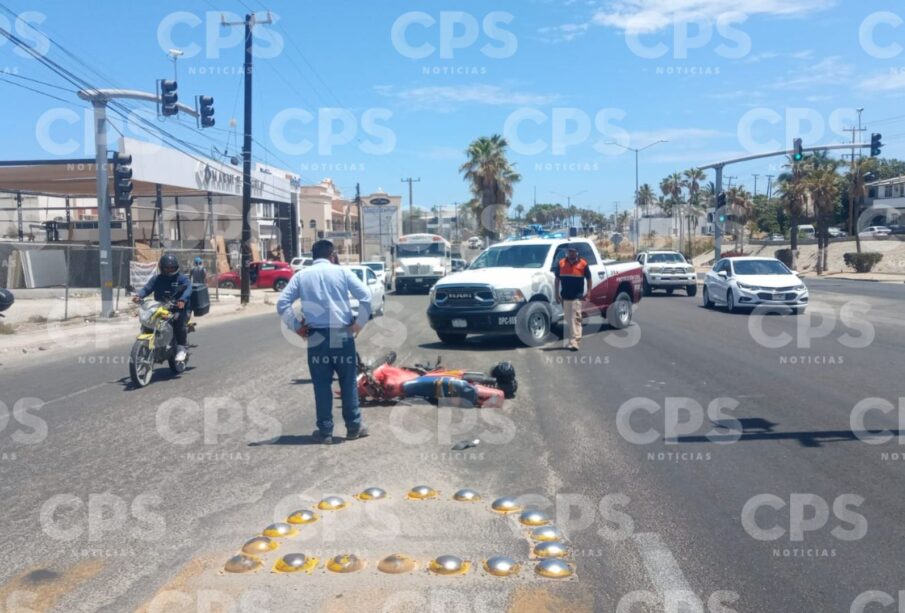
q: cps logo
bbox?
[0,398,47,445]
[859,12,905,59]
[0,11,50,58]
[741,494,867,542]
[503,107,630,156]
[39,493,165,542]
[157,11,283,60]
[269,108,395,156]
[391,11,517,59]
[624,12,750,60]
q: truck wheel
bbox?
[273,279,288,292]
[686,284,697,297]
[516,302,552,347]
[219,280,236,289]
[606,292,633,329]
[642,278,652,296]
[437,332,466,345]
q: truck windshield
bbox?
[364,262,385,272]
[470,245,550,269]
[648,253,686,264]
[397,243,445,257]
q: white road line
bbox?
[634,532,704,612]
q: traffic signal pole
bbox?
[714,165,723,262]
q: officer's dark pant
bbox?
[306,329,361,435]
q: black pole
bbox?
[355,183,364,262]
[240,15,254,305]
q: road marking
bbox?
[41,381,110,407]
[634,532,704,612]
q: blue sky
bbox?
[2,0,905,214]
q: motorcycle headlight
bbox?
[138,305,156,327]
[495,288,526,304]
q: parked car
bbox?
[827,227,847,238]
[466,236,484,249]
[451,258,468,272]
[767,234,786,242]
[346,265,386,317]
[637,251,697,296]
[216,261,294,291]
[363,261,391,290]
[859,226,892,238]
[703,257,808,315]
[797,224,816,239]
[886,224,905,235]
[290,256,313,273]
[428,238,643,346]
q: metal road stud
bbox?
[287,509,319,525]
[273,553,318,573]
[377,553,417,574]
[262,522,298,538]
[225,553,262,573]
[530,525,563,542]
[428,555,470,575]
[491,497,522,514]
[241,536,278,555]
[519,509,551,526]
[535,558,575,579]
[452,488,481,502]
[406,485,438,500]
[317,496,348,511]
[326,554,365,573]
[355,487,387,501]
[533,541,569,559]
[483,556,520,577]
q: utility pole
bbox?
[606,140,668,251]
[401,177,420,234]
[223,11,272,305]
[753,174,759,197]
[765,175,774,200]
[355,183,364,262]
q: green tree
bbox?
[804,159,841,274]
[460,135,522,242]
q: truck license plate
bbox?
[451,319,467,328]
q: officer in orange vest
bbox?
[554,246,591,351]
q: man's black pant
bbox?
[173,310,189,346]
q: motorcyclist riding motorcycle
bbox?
[133,253,191,362]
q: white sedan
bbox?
[346,265,386,317]
[858,226,892,238]
[703,257,808,315]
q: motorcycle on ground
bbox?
[348,351,518,408]
[128,298,194,388]
[0,288,13,319]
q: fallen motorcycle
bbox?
[0,288,13,318]
[345,352,517,408]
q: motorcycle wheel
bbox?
[129,340,154,387]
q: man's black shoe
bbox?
[570,346,579,352]
[312,430,334,445]
[346,426,370,440]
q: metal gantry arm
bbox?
[77,89,200,117]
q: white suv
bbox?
[638,251,697,297]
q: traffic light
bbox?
[793,138,804,161]
[159,80,178,117]
[871,133,883,157]
[717,192,727,208]
[112,153,133,209]
[197,95,215,128]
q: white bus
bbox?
[393,233,452,293]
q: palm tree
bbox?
[616,210,631,234]
[683,168,706,254]
[726,187,754,251]
[776,154,812,269]
[515,203,525,225]
[846,156,877,255]
[460,135,522,243]
[663,172,685,249]
[804,160,841,274]
[637,183,655,247]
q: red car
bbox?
[216,261,294,291]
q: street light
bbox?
[550,190,587,227]
[606,139,668,250]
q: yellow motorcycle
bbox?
[129,298,194,388]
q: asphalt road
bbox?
[1,279,903,612]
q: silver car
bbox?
[703,257,808,315]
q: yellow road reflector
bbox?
[377,553,417,574]
[483,556,520,577]
[317,496,348,511]
[242,536,278,555]
[533,541,569,559]
[406,485,438,500]
[263,522,298,538]
[491,497,522,514]
[428,555,470,576]
[225,553,262,573]
[326,554,365,573]
[519,509,551,526]
[355,487,387,501]
[287,509,319,525]
[530,525,563,542]
[273,553,319,573]
[452,488,481,502]
[535,559,575,579]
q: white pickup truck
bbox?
[427,238,643,346]
[637,250,697,296]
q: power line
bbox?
[0,74,81,105]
